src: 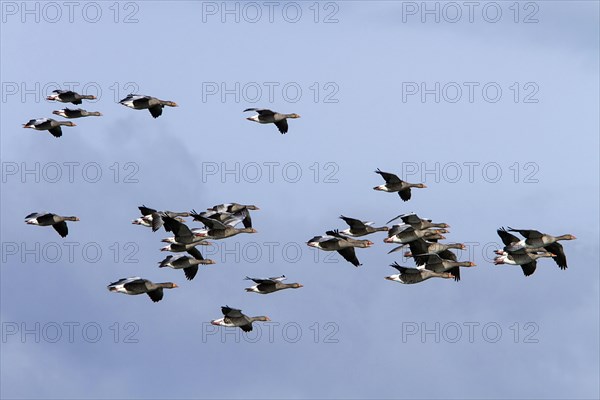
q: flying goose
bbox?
[505,227,575,269]
[339,215,388,237]
[25,213,79,237]
[416,253,476,282]
[373,169,427,201]
[244,276,303,294]
[307,230,373,267]
[46,90,96,104]
[119,94,178,118]
[134,205,190,232]
[211,306,270,332]
[385,262,454,284]
[386,212,449,229]
[244,108,300,134]
[391,238,464,262]
[384,225,448,245]
[199,208,253,229]
[160,240,211,260]
[189,211,256,239]
[23,118,76,138]
[208,203,259,213]
[494,250,556,277]
[52,108,102,118]
[107,277,178,302]
[158,255,215,281]
[162,216,207,245]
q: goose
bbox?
[161,228,208,243]
[391,238,465,263]
[244,108,300,134]
[494,250,556,277]
[416,253,476,282]
[208,203,259,213]
[386,212,449,229]
[189,212,257,239]
[25,213,79,237]
[211,306,271,332]
[161,216,208,245]
[506,227,575,269]
[158,255,215,281]
[52,108,102,118]
[384,225,448,244]
[23,118,76,138]
[307,230,373,267]
[373,169,427,201]
[119,94,178,118]
[107,277,178,302]
[385,262,454,284]
[46,90,96,104]
[160,241,211,260]
[244,276,303,294]
[339,215,388,237]
[135,205,189,232]
[198,208,253,229]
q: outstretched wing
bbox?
[337,248,361,267]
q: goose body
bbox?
[244,108,300,134]
[339,215,388,237]
[391,238,464,263]
[307,230,373,267]
[23,118,76,138]
[373,169,427,201]
[386,262,454,284]
[386,212,449,229]
[416,253,476,282]
[158,255,215,281]
[190,212,256,239]
[211,306,270,332]
[384,225,448,244]
[119,94,178,118]
[107,277,178,302]
[47,90,96,104]
[244,276,303,294]
[25,213,79,237]
[52,108,102,118]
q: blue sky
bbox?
[1,1,599,399]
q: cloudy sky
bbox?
[1,1,599,399]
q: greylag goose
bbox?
[339,215,388,237]
[391,237,464,261]
[244,276,303,294]
[373,169,427,201]
[134,205,189,232]
[506,227,575,269]
[244,108,300,134]
[25,213,79,237]
[107,277,178,302]
[160,241,211,260]
[46,90,96,104]
[198,208,253,229]
[208,203,259,213]
[384,225,448,244]
[189,212,256,239]
[158,255,215,281]
[119,94,178,118]
[23,118,76,138]
[417,253,476,282]
[386,212,449,229]
[161,216,207,245]
[385,262,454,284]
[307,230,373,267]
[211,306,270,332]
[52,108,102,118]
[494,250,556,277]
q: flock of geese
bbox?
[22,90,300,137]
[22,90,576,332]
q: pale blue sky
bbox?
[1,1,599,399]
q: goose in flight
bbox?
[244,108,300,134]
[373,169,427,201]
[107,277,178,302]
[47,90,96,105]
[119,94,178,118]
[25,213,79,237]
[211,306,270,332]
[385,262,454,284]
[23,118,76,138]
[244,275,303,294]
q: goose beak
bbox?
[265,317,271,321]
[385,276,394,280]
[172,283,179,288]
[470,262,476,267]
[246,117,254,121]
[383,237,393,243]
